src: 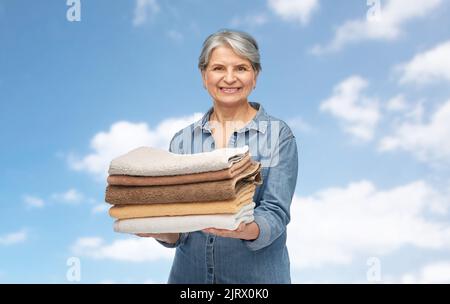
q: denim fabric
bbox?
[158,102,298,284]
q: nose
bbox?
[224,69,236,84]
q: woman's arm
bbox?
[204,128,299,248]
[244,133,298,251]
[136,233,180,244]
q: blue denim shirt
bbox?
[158,102,298,284]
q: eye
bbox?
[237,66,249,72]
[212,66,224,71]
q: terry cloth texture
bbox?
[108,146,249,177]
[105,161,262,205]
[109,184,256,219]
[107,154,251,186]
[113,202,255,233]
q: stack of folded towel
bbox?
[104,146,262,234]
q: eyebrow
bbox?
[209,62,251,67]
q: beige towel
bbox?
[108,146,249,176]
[105,161,262,205]
[109,184,256,219]
[107,154,251,186]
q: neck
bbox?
[211,101,255,125]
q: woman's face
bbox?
[202,45,258,107]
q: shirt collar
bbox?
[194,102,268,134]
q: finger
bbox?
[205,228,227,234]
[209,228,230,235]
[236,222,246,232]
[219,229,237,238]
[136,233,157,238]
[205,229,221,236]
[204,228,241,239]
[213,231,229,238]
[205,228,220,234]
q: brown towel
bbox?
[105,161,262,205]
[107,154,251,186]
[109,183,256,219]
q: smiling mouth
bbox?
[219,87,242,94]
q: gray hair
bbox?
[198,29,261,73]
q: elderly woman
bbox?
[138,29,298,284]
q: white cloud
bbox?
[397,40,450,85]
[71,237,174,262]
[23,195,45,209]
[312,0,442,54]
[133,0,160,27]
[287,180,450,270]
[268,0,319,25]
[320,76,380,141]
[69,113,203,180]
[379,100,450,164]
[91,204,109,215]
[384,95,425,124]
[51,189,84,204]
[287,116,313,133]
[386,95,408,112]
[230,13,269,28]
[166,29,183,43]
[400,261,450,283]
[0,230,28,246]
[24,189,99,211]
[386,98,425,123]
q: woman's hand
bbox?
[135,233,180,244]
[202,221,259,240]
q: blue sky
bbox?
[1,0,450,283]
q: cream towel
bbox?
[113,202,255,234]
[108,146,249,177]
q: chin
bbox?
[215,96,248,107]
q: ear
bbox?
[253,71,259,89]
[201,69,207,89]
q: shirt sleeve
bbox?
[244,133,299,251]
[156,133,189,249]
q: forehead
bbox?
[209,46,251,65]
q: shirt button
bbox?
[208,268,213,274]
[209,238,214,244]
